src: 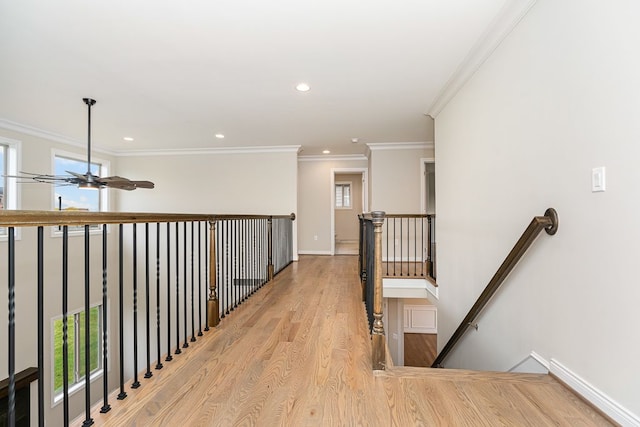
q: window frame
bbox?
[51,303,106,406]
[0,137,21,240]
[335,181,352,209]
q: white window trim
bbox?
[335,181,352,210]
[0,136,22,241]
[50,149,110,237]
[50,301,108,407]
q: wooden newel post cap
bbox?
[371,211,385,225]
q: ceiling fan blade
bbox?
[98,176,154,190]
[65,170,89,182]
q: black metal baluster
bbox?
[37,226,44,426]
[131,224,140,389]
[232,220,236,311]
[252,219,256,295]
[117,224,127,400]
[83,224,94,426]
[100,225,111,413]
[183,222,188,349]
[7,227,15,427]
[144,223,152,379]
[204,221,210,331]
[190,221,196,342]
[414,218,417,276]
[166,223,173,362]
[241,219,245,303]
[156,223,163,369]
[175,222,181,355]
[198,221,203,336]
[393,218,396,276]
[62,226,70,425]
[400,218,403,276]
[421,217,424,277]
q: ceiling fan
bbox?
[11,98,154,191]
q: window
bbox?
[52,305,103,401]
[335,182,352,209]
[0,138,19,237]
[54,153,104,212]
[53,151,109,233]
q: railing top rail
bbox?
[384,213,435,219]
[0,210,296,227]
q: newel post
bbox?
[207,220,220,327]
[267,216,274,281]
[371,211,386,370]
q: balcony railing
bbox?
[0,210,295,426]
[383,214,435,279]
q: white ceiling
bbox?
[0,0,508,156]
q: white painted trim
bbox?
[120,145,302,156]
[530,351,549,370]
[508,351,549,373]
[0,119,117,156]
[331,167,368,256]
[298,154,368,162]
[427,0,538,117]
[550,359,640,426]
[0,119,302,156]
[366,142,433,151]
[297,250,332,255]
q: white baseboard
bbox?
[509,351,549,374]
[549,358,640,426]
[297,250,332,255]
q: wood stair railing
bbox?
[431,208,558,368]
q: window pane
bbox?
[343,185,351,207]
[77,307,101,379]
[55,155,100,212]
[53,317,76,393]
[335,185,343,208]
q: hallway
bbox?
[83,256,611,426]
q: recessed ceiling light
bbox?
[296,83,310,92]
[351,138,359,143]
[123,137,134,142]
[322,150,330,154]
[215,134,225,139]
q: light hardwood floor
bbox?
[79,256,612,426]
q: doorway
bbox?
[331,168,368,255]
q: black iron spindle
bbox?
[100,225,111,413]
[166,222,173,362]
[421,217,424,277]
[232,220,236,310]
[144,223,152,379]
[131,224,140,389]
[83,224,93,426]
[190,221,196,342]
[183,222,188,349]
[62,226,70,425]
[7,227,15,427]
[414,218,417,276]
[37,227,44,426]
[175,222,181,355]
[156,223,163,369]
[393,218,396,276]
[117,224,127,400]
[204,221,210,331]
[198,221,203,336]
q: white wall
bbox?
[435,0,640,418]
[297,158,367,253]
[369,144,434,213]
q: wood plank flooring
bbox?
[80,255,612,426]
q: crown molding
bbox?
[0,119,117,156]
[119,145,302,157]
[366,142,433,151]
[427,0,538,118]
[298,154,368,162]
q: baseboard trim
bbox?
[297,250,332,255]
[549,358,640,426]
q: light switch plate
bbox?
[592,167,606,192]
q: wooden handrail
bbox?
[0,210,295,227]
[384,213,435,219]
[431,208,558,368]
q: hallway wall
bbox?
[435,0,640,418]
